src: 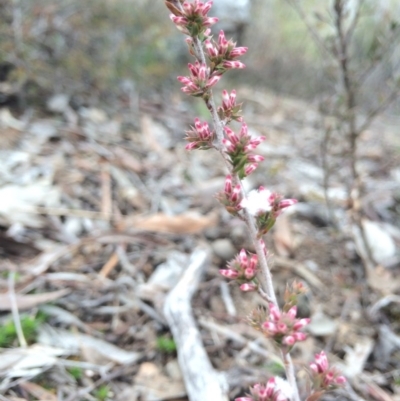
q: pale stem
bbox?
[190,30,301,401]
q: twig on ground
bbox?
[163,247,229,401]
[220,281,237,317]
[8,268,27,348]
[198,317,280,363]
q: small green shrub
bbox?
[156,335,177,354]
[67,366,83,380]
[94,385,110,401]
[0,312,47,348]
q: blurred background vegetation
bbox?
[0,0,399,112]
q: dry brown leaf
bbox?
[273,214,295,256]
[0,289,70,311]
[132,362,186,400]
[100,161,112,219]
[19,382,57,401]
[119,211,217,234]
[367,266,400,294]
[99,251,119,278]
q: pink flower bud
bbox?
[269,303,281,321]
[293,332,307,341]
[224,126,239,144]
[244,267,256,280]
[239,122,248,138]
[203,16,219,26]
[229,47,248,57]
[205,40,218,57]
[247,154,264,163]
[293,318,310,331]
[218,30,229,53]
[219,269,239,279]
[240,283,257,292]
[249,136,266,147]
[170,15,188,25]
[335,376,347,385]
[230,184,241,202]
[277,322,288,333]
[222,138,235,152]
[278,198,298,209]
[224,175,232,194]
[206,74,222,88]
[265,377,276,394]
[286,306,297,320]
[245,163,258,176]
[314,351,329,372]
[223,60,246,69]
[323,371,335,386]
[310,363,319,374]
[262,321,278,334]
[239,248,248,267]
[185,142,198,150]
[201,1,213,15]
[283,335,295,346]
[249,254,258,270]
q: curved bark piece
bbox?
[163,247,229,401]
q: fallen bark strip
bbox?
[163,247,229,401]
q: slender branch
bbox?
[284,353,300,401]
[356,27,400,87]
[286,0,332,59]
[345,0,365,44]
[333,0,376,269]
[357,87,400,134]
[243,207,277,305]
[192,31,299,401]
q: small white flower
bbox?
[274,377,294,400]
[240,188,273,216]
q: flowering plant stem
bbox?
[165,1,346,400]
[193,17,301,401]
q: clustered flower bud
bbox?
[309,351,346,392]
[167,0,218,37]
[223,123,265,179]
[205,30,248,72]
[262,303,310,349]
[284,280,308,310]
[215,174,243,215]
[218,89,243,122]
[178,61,221,96]
[240,187,298,236]
[185,118,215,150]
[220,249,259,292]
[235,377,289,401]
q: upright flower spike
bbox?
[222,123,266,179]
[185,118,215,150]
[261,303,310,350]
[178,61,221,97]
[235,377,289,401]
[205,30,248,73]
[219,248,259,288]
[309,351,346,393]
[240,187,298,236]
[168,0,218,37]
[218,89,243,122]
[215,174,243,215]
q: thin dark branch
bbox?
[357,87,400,133]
